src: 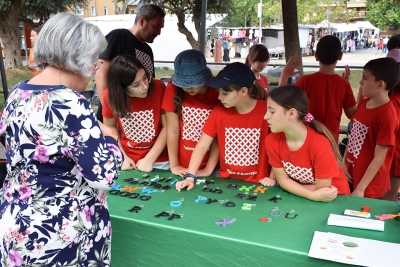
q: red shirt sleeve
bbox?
[161,82,177,112]
[201,104,220,138]
[102,89,114,119]
[265,133,284,168]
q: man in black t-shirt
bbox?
[95,4,165,121]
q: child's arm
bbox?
[259,169,277,186]
[196,139,219,177]
[341,147,353,184]
[165,111,187,176]
[136,114,167,172]
[344,106,356,120]
[278,56,301,87]
[352,144,389,197]
[175,133,214,191]
[103,117,136,170]
[273,167,338,202]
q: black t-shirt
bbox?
[100,29,155,77]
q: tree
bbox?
[114,0,130,15]
[281,0,303,76]
[224,0,258,27]
[141,0,233,49]
[367,0,400,30]
[0,0,88,70]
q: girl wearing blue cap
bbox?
[176,62,273,191]
[103,55,169,172]
[162,49,220,177]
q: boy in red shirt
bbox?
[279,35,357,142]
[343,58,400,198]
[382,35,400,201]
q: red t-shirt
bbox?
[266,125,350,195]
[161,82,219,168]
[295,72,356,142]
[202,100,270,182]
[389,92,400,176]
[255,74,269,93]
[102,79,168,163]
[346,99,398,198]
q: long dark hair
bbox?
[221,82,267,100]
[268,85,341,165]
[245,44,270,67]
[107,55,154,118]
[172,82,185,114]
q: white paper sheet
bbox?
[327,214,384,231]
[309,231,400,266]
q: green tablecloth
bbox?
[108,170,400,267]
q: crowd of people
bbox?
[0,3,399,266]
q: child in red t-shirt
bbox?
[265,86,350,202]
[279,35,357,142]
[245,44,270,93]
[176,63,270,191]
[343,58,399,199]
[382,36,400,201]
[162,49,220,177]
[102,55,168,172]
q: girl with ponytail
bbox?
[264,85,350,202]
[176,62,271,192]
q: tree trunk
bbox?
[176,11,199,49]
[0,0,25,70]
[114,0,130,15]
[281,0,304,76]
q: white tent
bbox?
[85,14,226,61]
[332,23,359,32]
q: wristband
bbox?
[183,173,196,181]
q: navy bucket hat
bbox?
[205,62,255,89]
[172,49,213,88]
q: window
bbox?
[91,6,96,16]
[103,6,108,15]
[74,6,84,15]
[130,8,135,14]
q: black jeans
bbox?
[96,102,103,123]
[0,162,6,189]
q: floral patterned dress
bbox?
[0,82,123,267]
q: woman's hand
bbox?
[122,157,136,170]
[136,158,153,172]
[259,177,277,186]
[314,186,338,202]
[28,63,36,71]
[175,178,195,192]
[171,165,188,177]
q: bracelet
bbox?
[183,173,196,181]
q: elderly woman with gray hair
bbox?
[0,12,123,266]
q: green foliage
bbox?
[367,0,400,30]
[142,0,233,16]
[24,0,88,23]
[225,0,357,27]
[0,0,89,26]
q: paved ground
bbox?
[155,46,388,73]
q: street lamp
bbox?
[258,0,262,43]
